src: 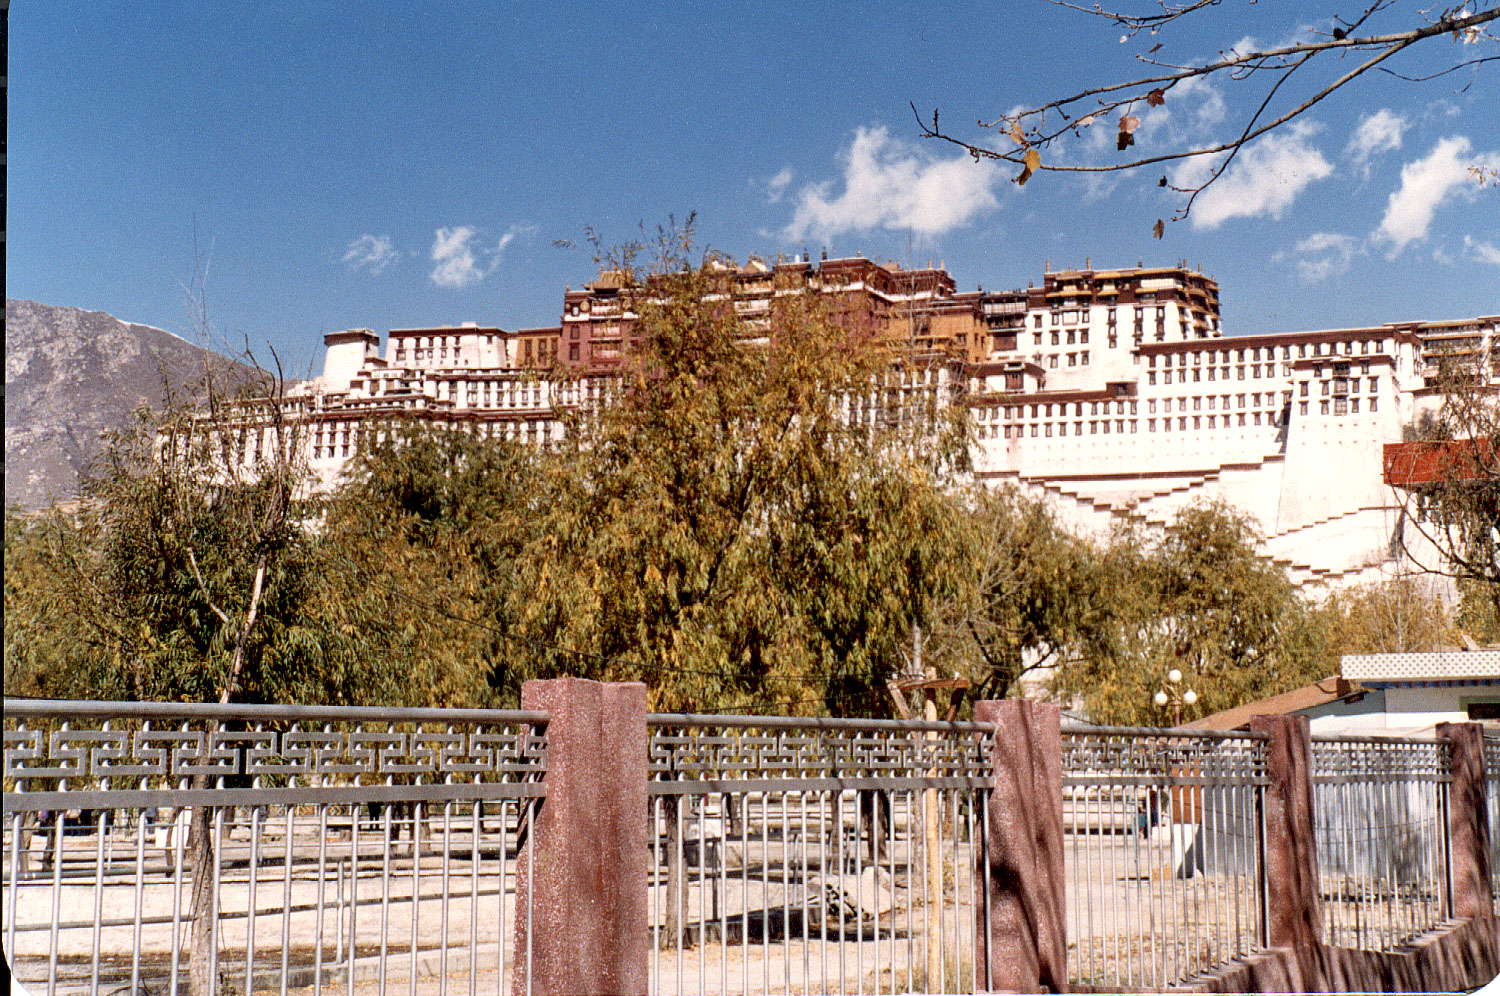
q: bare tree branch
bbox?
[915,3,1499,227]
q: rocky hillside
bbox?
[4,299,257,511]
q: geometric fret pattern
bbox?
[4,721,547,786]
[646,720,995,784]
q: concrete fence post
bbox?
[1250,714,1322,986]
[973,698,1066,993]
[1436,721,1493,921]
[513,678,649,996]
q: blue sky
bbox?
[10,2,1499,377]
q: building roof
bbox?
[1181,676,1364,732]
[1341,650,1500,682]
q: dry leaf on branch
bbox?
[1016,147,1042,186]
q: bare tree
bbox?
[1387,357,1500,626]
[915,1,1499,235]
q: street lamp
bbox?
[1153,668,1197,727]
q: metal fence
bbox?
[1487,733,1500,917]
[3,699,548,996]
[1310,734,1451,951]
[645,714,995,996]
[1060,724,1268,990]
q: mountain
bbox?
[4,299,258,511]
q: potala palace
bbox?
[268,256,1495,592]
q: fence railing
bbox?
[6,693,1496,996]
[3,700,548,996]
[1310,734,1451,951]
[645,714,995,996]
[1060,723,1268,990]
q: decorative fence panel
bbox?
[645,714,994,996]
[1060,724,1268,990]
[1310,734,1451,951]
[3,700,548,996]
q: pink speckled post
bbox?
[513,678,648,996]
[973,698,1066,993]
[1437,722,1493,921]
[1251,714,1321,986]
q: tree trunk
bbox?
[188,777,217,996]
[662,795,685,949]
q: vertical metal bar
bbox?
[498,798,509,996]
[171,800,189,995]
[677,793,686,996]
[982,780,993,995]
[211,804,225,993]
[905,789,915,996]
[91,805,109,995]
[835,790,846,996]
[379,795,392,994]
[1107,781,1119,988]
[748,791,757,996]
[315,805,329,996]
[523,795,534,996]
[132,806,147,996]
[282,799,295,996]
[722,791,730,996]
[347,803,360,996]
[801,790,812,994]
[468,800,479,996]
[46,805,63,996]
[439,800,451,996]
[854,788,865,996]
[1083,781,1095,985]
[410,798,422,996]
[782,790,790,996]
[248,801,264,996]
[699,794,707,996]
[6,808,20,987]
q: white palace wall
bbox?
[267,265,1494,595]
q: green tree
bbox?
[317,421,546,707]
[1059,501,1325,725]
[928,486,1108,701]
[1309,576,1457,657]
[497,226,973,713]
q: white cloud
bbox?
[765,168,794,204]
[1276,231,1363,282]
[342,234,398,274]
[1344,109,1408,174]
[783,126,999,241]
[431,226,483,288]
[1172,121,1333,229]
[1374,136,1496,256]
[1464,234,1500,267]
[429,224,531,289]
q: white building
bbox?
[262,260,1495,591]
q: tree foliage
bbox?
[7,225,1397,726]
[1058,502,1327,725]
[1309,575,1458,655]
[489,228,974,713]
[927,487,1107,701]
